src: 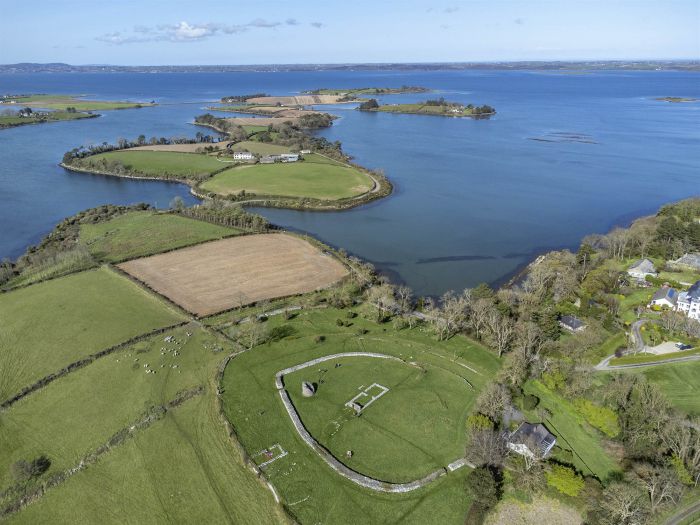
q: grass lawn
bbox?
[81,150,225,179]
[618,288,654,324]
[286,355,472,482]
[201,154,373,200]
[640,361,700,416]
[2,325,283,524]
[80,211,239,263]
[0,267,184,402]
[242,125,269,135]
[659,269,700,285]
[524,381,619,481]
[587,331,627,364]
[231,140,291,155]
[9,94,153,111]
[221,307,500,524]
[373,103,491,117]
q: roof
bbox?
[687,281,700,302]
[652,286,677,302]
[628,258,656,274]
[672,253,700,270]
[509,423,556,456]
[560,315,585,330]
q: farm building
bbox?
[649,285,678,309]
[232,151,255,161]
[506,422,556,459]
[559,315,586,332]
[627,258,657,281]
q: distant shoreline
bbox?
[1,60,698,74]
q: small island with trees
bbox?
[654,96,698,103]
[358,97,496,118]
[0,93,155,129]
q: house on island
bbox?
[649,285,678,309]
[627,258,657,281]
[670,253,700,272]
[506,422,556,459]
[677,281,700,320]
[232,151,255,161]
[559,315,586,333]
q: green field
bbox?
[80,150,225,179]
[222,307,500,524]
[640,361,700,416]
[286,355,472,482]
[6,94,153,111]
[371,103,493,117]
[524,381,619,481]
[80,211,239,262]
[0,267,184,401]
[231,140,292,155]
[201,154,373,200]
[308,87,429,96]
[0,111,95,129]
[2,325,283,524]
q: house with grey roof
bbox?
[678,280,700,321]
[670,253,700,272]
[627,258,658,281]
[559,315,586,332]
[506,422,556,459]
[649,285,678,309]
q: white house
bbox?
[233,151,254,161]
[559,315,586,332]
[300,149,311,154]
[677,281,700,320]
[649,286,678,309]
[627,258,657,281]
[279,153,299,163]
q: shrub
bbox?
[269,324,297,342]
[546,465,584,497]
[467,413,494,430]
[314,335,325,344]
[11,455,51,482]
[573,398,620,438]
[346,311,357,319]
[523,394,539,410]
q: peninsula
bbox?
[61,104,391,211]
[0,93,155,129]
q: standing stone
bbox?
[302,381,316,397]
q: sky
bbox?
[1,0,698,65]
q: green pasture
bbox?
[201,154,373,200]
[81,150,225,179]
[0,267,184,402]
[221,307,500,523]
[640,360,700,416]
[80,211,238,262]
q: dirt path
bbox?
[665,501,700,525]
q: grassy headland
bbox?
[359,97,495,117]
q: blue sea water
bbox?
[0,70,698,295]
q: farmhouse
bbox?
[559,315,586,332]
[677,280,700,320]
[670,253,700,271]
[627,258,657,281]
[233,151,255,161]
[506,422,556,459]
[260,153,300,164]
[649,285,678,309]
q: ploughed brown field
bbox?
[246,94,346,105]
[118,234,349,316]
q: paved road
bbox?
[665,500,700,525]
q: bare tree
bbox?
[469,298,494,340]
[660,310,686,333]
[395,285,414,314]
[594,482,650,525]
[476,383,512,422]
[632,463,683,513]
[466,429,507,467]
[365,284,397,322]
[486,310,514,357]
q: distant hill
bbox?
[1,60,698,74]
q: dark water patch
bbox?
[416,255,497,264]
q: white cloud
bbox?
[95,18,311,45]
